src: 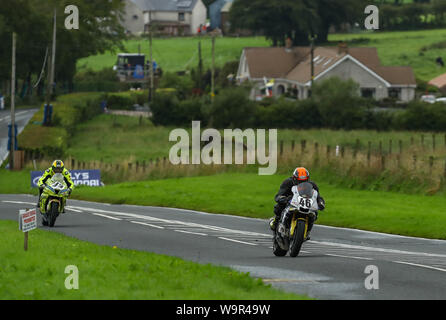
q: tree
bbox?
[229,0,367,46]
[0,0,125,96]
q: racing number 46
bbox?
[299,198,312,207]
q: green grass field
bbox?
[65,114,446,164]
[77,36,271,73]
[0,220,306,300]
[329,28,446,82]
[78,29,446,82]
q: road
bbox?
[0,108,38,166]
[1,194,446,300]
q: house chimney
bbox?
[285,37,292,52]
[338,42,348,54]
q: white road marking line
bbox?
[68,205,270,237]
[90,213,122,221]
[309,240,446,259]
[130,221,165,229]
[57,204,446,264]
[325,253,373,261]
[316,224,446,243]
[218,237,257,246]
[393,261,446,273]
[174,229,207,236]
[66,207,83,213]
[2,200,36,206]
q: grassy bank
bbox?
[65,114,446,163]
[69,173,446,239]
[1,170,445,239]
[0,220,306,300]
[77,36,271,73]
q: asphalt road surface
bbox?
[1,194,446,300]
[0,109,38,166]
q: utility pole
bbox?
[211,36,215,100]
[9,32,16,170]
[309,34,317,96]
[45,9,57,125]
[198,41,203,90]
[50,8,57,96]
[148,28,154,104]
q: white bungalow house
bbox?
[237,43,416,102]
[121,0,207,36]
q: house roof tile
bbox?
[243,46,416,86]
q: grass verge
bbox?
[2,170,446,239]
[69,173,446,240]
[0,220,307,300]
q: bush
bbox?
[150,93,181,126]
[393,100,446,131]
[313,77,367,130]
[206,87,256,128]
[159,72,194,99]
[73,68,129,92]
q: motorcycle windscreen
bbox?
[297,182,314,198]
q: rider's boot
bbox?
[269,216,278,231]
[305,220,314,241]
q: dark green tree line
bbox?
[229,0,367,46]
[0,0,125,97]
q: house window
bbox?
[361,88,376,99]
[277,85,285,95]
[133,15,138,20]
[388,88,402,99]
[178,12,185,21]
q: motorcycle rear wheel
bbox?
[272,233,287,257]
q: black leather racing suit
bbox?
[273,177,324,233]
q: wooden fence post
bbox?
[429,156,434,175]
[367,142,371,167]
[280,140,283,156]
[301,140,306,153]
[433,134,436,152]
[291,140,295,152]
[399,140,403,154]
[389,139,392,154]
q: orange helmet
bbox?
[293,167,309,182]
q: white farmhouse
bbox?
[237,43,416,102]
[121,0,207,36]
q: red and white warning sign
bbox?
[19,209,37,233]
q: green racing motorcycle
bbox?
[39,173,71,227]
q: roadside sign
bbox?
[31,170,102,188]
[19,208,37,233]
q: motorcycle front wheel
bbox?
[48,201,59,227]
[289,219,307,257]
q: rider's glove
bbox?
[67,188,72,196]
[277,196,290,205]
[317,197,325,211]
